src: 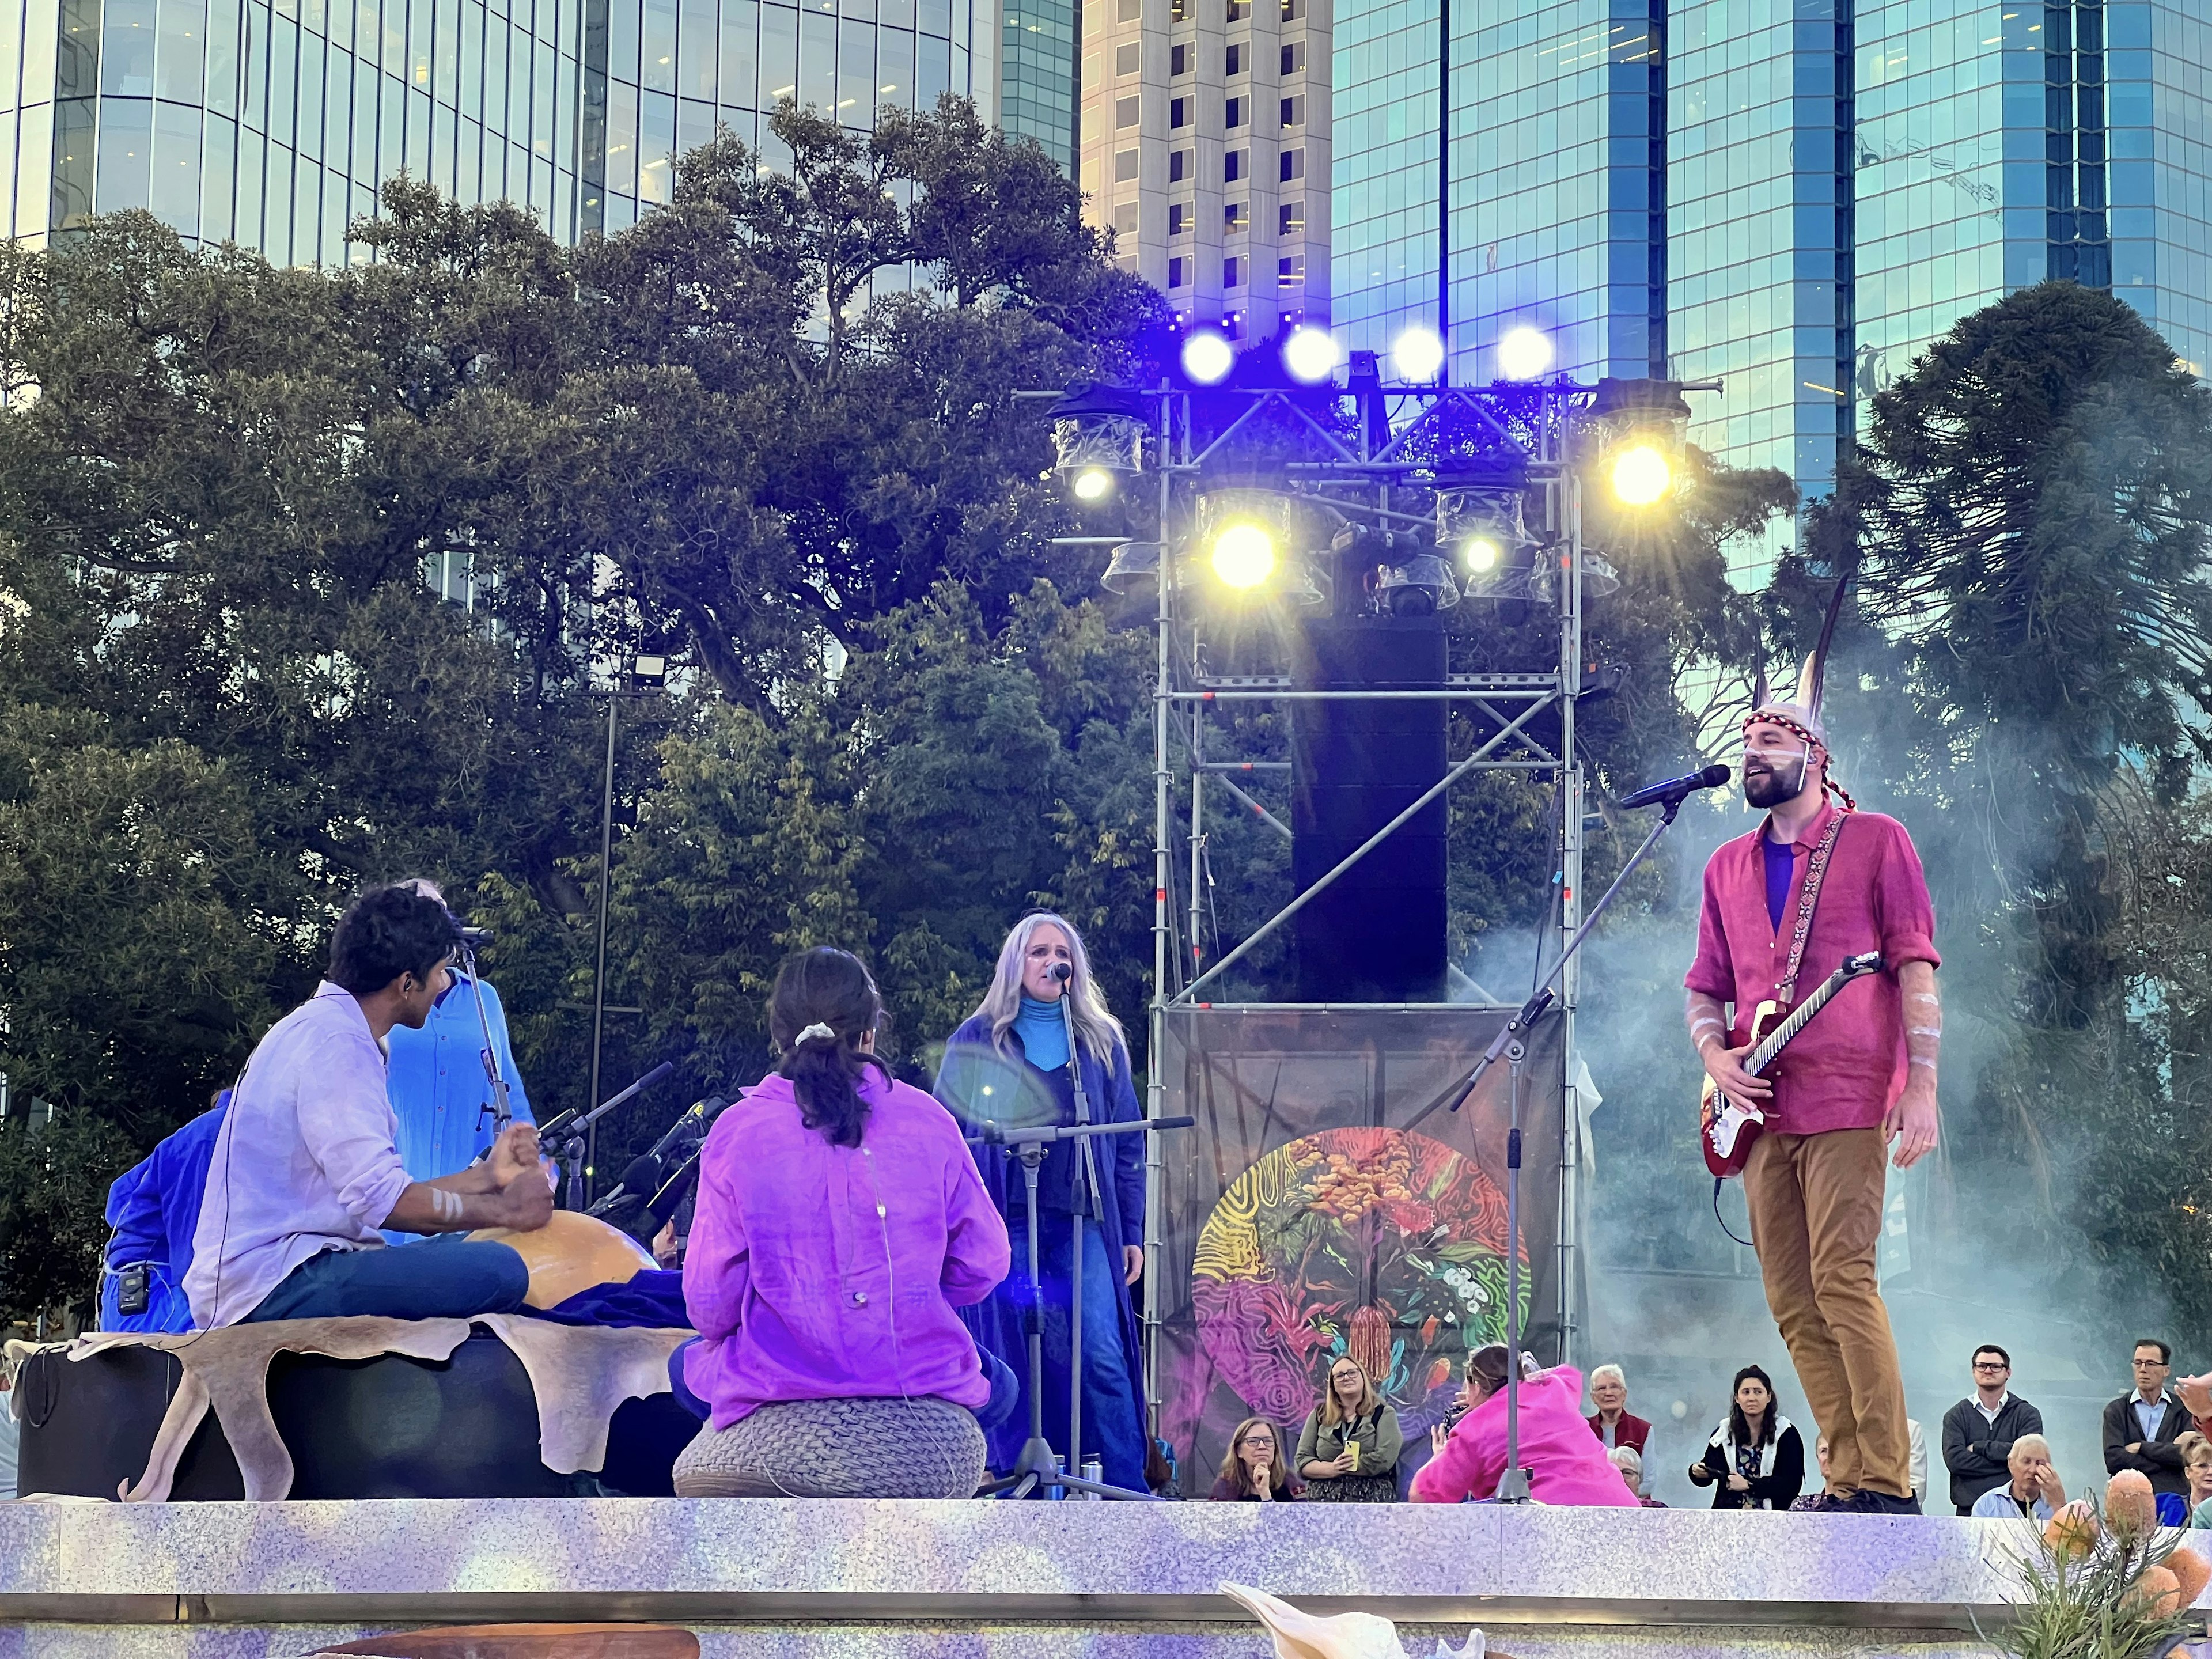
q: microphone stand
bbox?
[537,1061,676,1213]
[457,940,513,1137]
[1054,978,1108,1475]
[1440,789,1694,1501]
[967,1116,1195,1500]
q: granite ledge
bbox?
[0,1499,2077,1631]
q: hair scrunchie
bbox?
[794,1022,837,1046]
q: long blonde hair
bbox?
[972,911,1126,1064]
[1319,1357,1383,1427]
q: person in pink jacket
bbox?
[1411,1346,1641,1506]
[672,946,1012,1498]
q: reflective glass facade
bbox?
[998,0,1072,170]
[1669,0,1852,510]
[1332,0,1662,380]
[1333,0,2211,564]
[0,0,990,256]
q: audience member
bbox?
[1689,1365,1806,1510]
[672,948,1013,1499]
[1789,1435,1833,1510]
[1609,1444,1665,1506]
[1211,1418,1297,1501]
[1942,1344,2043,1515]
[0,1357,14,1501]
[1586,1363,1652,1453]
[1968,1434,2065,1522]
[2103,1339,2196,1517]
[1411,1346,1637,1506]
[1296,1357,1403,1503]
[2179,1432,2212,1528]
[1907,1416,1926,1510]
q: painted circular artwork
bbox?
[1190,1126,1526,1434]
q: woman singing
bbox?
[937,912,1150,1493]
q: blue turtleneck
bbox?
[1014,994,1073,1071]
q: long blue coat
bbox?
[936,1015,1147,1475]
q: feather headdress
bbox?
[1747,577,1854,810]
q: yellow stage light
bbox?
[1610,444,1672,507]
[1071,467,1115,501]
[1210,523,1278,589]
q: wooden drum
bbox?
[470,1211,658,1310]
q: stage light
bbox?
[1459,535,1503,575]
[1378,552,1460,616]
[1100,540,1162,596]
[1210,522,1278,589]
[1497,326,1554,381]
[1181,331,1235,385]
[1282,327,1341,384]
[1391,327,1446,383]
[1609,443,1673,507]
[1048,381,1146,501]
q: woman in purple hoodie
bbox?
[671,948,1013,1498]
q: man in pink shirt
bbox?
[1684,698,1942,1515]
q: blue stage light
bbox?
[1181,331,1235,385]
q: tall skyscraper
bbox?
[0,0,995,259]
[1332,0,2212,566]
[1077,0,1330,336]
[997,0,1073,169]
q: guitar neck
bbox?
[1745,978,1842,1077]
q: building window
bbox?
[1226,41,1244,74]
[1280,94,1304,127]
[1115,200,1139,236]
[1280,0,1303,17]
[1280,147,1303,181]
[1224,256,1241,288]
[1118,0,1142,16]
[1171,96,1189,127]
[1225,148,1245,181]
[1116,42,1141,75]
[1226,0,1249,18]
[1223,309,1243,339]
[1171,0,1188,18]
[1170,148,1190,181]
[1226,96,1244,127]
[1279,253,1304,286]
[1169,255,1188,288]
[1172,42,1190,74]
[1116,95,1141,128]
[1225,200,1247,230]
[1170,201,1189,234]
[1115,147,1141,181]
[1282,40,1305,73]
[1279,198,1304,233]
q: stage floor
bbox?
[0,1498,2182,1658]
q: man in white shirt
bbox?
[185,885,555,1328]
[1969,1433,2066,1522]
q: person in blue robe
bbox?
[100,1095,228,1332]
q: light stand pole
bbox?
[586,653,666,1203]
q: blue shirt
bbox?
[100,1100,228,1332]
[1013,994,1073,1072]
[1971,1484,2054,1522]
[2137,1395,2171,1442]
[385,971,533,1186]
[1763,834,1797,930]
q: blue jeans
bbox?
[1030,1215,1147,1493]
[244,1238,529,1323]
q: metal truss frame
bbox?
[1130,375,1621,1431]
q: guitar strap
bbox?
[1775,810,1850,1009]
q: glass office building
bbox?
[1333,0,2212,556]
[0,0,992,256]
[998,0,1072,169]
[1332,0,1663,382]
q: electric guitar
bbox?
[1700,950,1885,1178]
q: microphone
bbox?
[1049,961,1073,984]
[588,1153,665,1217]
[1618,763,1731,810]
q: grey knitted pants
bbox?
[672,1394,988,1498]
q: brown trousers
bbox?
[1743,1127,1911,1498]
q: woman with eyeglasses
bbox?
[1212,1418,1298,1501]
[1296,1357,1403,1502]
